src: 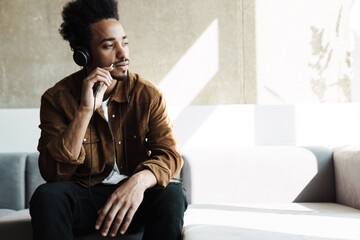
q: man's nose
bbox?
[115,42,126,58]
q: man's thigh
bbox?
[31,181,186,237]
[30,182,118,235]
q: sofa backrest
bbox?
[25,152,44,208]
[181,146,335,205]
[0,153,27,210]
[0,152,44,210]
[1,146,335,209]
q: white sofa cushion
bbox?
[183,203,360,240]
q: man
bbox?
[29,0,187,239]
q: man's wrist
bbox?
[78,105,94,116]
[132,170,157,190]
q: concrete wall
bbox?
[0,0,78,108]
[0,0,245,108]
[0,0,354,108]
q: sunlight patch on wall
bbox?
[180,105,256,150]
[158,18,219,119]
[294,103,360,146]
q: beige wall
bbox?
[0,0,78,108]
[0,0,353,108]
[0,0,246,108]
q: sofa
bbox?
[1,145,360,239]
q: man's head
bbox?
[60,0,119,52]
[59,0,129,78]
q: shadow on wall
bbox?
[308,6,351,102]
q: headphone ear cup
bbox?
[73,47,91,66]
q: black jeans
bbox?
[30,181,187,240]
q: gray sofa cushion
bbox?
[0,153,26,210]
[0,209,32,240]
[0,209,16,218]
[25,152,44,208]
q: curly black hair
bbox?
[59,0,119,50]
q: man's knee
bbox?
[32,182,61,199]
[161,182,187,203]
[145,182,188,214]
[30,182,78,212]
[140,183,187,240]
[32,182,67,201]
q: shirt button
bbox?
[118,141,121,144]
[112,114,115,118]
[133,135,137,139]
[83,138,87,142]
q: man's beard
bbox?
[112,71,128,82]
[111,58,129,81]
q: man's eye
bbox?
[123,42,129,46]
[104,44,114,49]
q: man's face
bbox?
[88,19,129,79]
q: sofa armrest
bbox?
[333,145,360,209]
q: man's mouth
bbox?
[113,58,129,66]
[112,58,129,72]
[116,64,128,72]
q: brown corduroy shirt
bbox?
[37,69,183,187]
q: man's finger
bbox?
[119,207,137,235]
[95,198,114,230]
[95,208,106,230]
[100,203,121,236]
[109,205,129,237]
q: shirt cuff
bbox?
[47,134,86,164]
[134,161,171,188]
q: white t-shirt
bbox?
[101,98,128,184]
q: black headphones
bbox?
[73,46,91,66]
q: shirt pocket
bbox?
[82,128,100,144]
[123,102,151,171]
[79,128,101,174]
[125,125,151,171]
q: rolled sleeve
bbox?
[134,92,183,187]
[47,134,86,165]
[37,92,86,182]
